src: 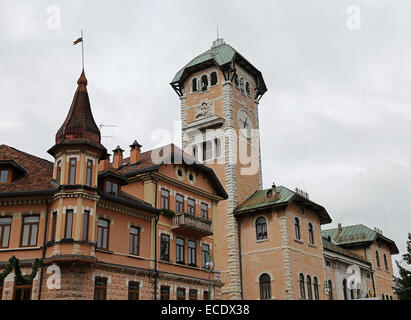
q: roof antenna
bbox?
[99,123,118,139]
[212,26,225,48]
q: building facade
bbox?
[0,70,226,300]
[0,40,400,300]
[171,39,399,300]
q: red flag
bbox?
[73,37,83,45]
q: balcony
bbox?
[171,213,213,237]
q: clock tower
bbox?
[171,38,267,299]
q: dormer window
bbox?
[0,169,9,184]
[201,75,208,91]
[105,180,119,196]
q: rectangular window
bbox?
[202,243,210,268]
[128,281,139,300]
[187,198,195,215]
[202,141,213,161]
[69,158,77,184]
[94,277,107,300]
[189,289,197,300]
[176,237,185,264]
[14,284,32,300]
[177,288,186,300]
[215,138,221,158]
[56,160,61,184]
[160,286,170,300]
[160,234,170,261]
[201,203,208,219]
[51,212,57,241]
[86,159,93,186]
[82,210,89,241]
[21,215,40,247]
[176,194,184,213]
[188,240,196,266]
[203,290,209,300]
[129,226,140,256]
[65,209,73,239]
[192,145,198,161]
[0,170,8,183]
[0,217,12,248]
[160,189,170,209]
[97,218,109,250]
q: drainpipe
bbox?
[38,196,50,300]
[237,215,244,299]
[151,174,159,300]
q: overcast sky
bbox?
[1,0,410,270]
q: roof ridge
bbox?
[0,144,53,166]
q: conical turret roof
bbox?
[48,70,106,157]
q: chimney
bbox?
[272,182,276,193]
[112,146,124,169]
[338,223,342,231]
[98,153,111,172]
[129,140,142,165]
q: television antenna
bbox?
[99,123,118,138]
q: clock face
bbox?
[237,109,253,138]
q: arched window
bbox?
[210,72,218,86]
[382,293,385,300]
[294,217,301,240]
[308,223,314,244]
[192,78,198,92]
[201,75,208,91]
[376,250,380,268]
[328,280,333,300]
[245,82,251,95]
[306,275,313,300]
[239,77,245,92]
[234,74,239,87]
[343,279,348,300]
[259,273,271,300]
[383,254,388,270]
[313,277,319,300]
[256,217,267,240]
[299,273,305,299]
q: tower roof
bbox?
[171,42,267,99]
[48,70,106,156]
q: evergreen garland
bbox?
[0,256,41,285]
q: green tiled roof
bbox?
[234,186,294,213]
[322,238,370,264]
[322,224,399,254]
[234,186,332,224]
[172,44,237,83]
[322,224,376,245]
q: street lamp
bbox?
[206,253,215,300]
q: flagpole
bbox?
[81,30,84,70]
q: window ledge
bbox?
[96,248,113,254]
[127,254,145,260]
[294,239,304,244]
[0,246,41,252]
[256,238,269,243]
[308,243,316,248]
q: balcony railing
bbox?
[171,213,212,237]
